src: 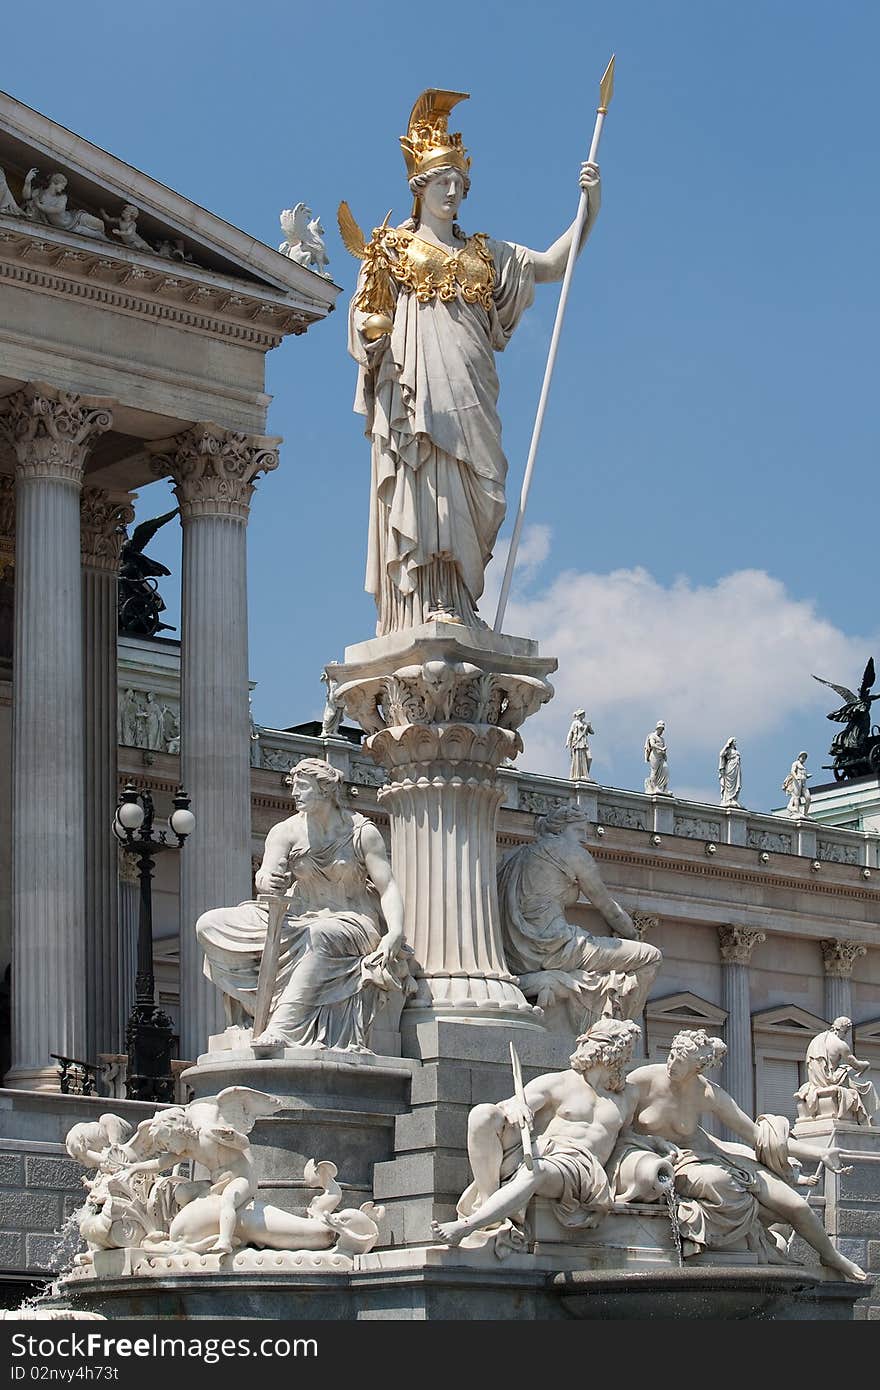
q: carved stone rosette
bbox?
[0,382,113,483]
[80,488,136,572]
[820,938,867,979]
[148,423,281,521]
[717,924,766,967]
[330,625,556,1025]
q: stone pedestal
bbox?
[792,1115,880,1312]
[148,425,280,1060]
[0,384,112,1089]
[330,623,556,1033]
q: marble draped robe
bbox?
[348,236,535,633]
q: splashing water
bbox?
[10,1205,88,1315]
[656,1172,684,1268]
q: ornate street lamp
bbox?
[112,781,195,1102]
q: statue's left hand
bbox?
[579,161,600,194]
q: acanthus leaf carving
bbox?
[148,423,281,520]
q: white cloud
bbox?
[484,529,874,785]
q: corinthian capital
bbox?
[717,923,766,966]
[147,422,281,521]
[820,938,867,979]
[80,487,136,572]
[0,382,113,484]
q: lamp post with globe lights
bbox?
[113,781,194,1101]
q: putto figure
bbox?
[566,709,594,782]
[197,758,409,1051]
[431,1019,641,1250]
[782,751,811,818]
[796,1017,877,1126]
[718,737,742,808]
[339,90,601,635]
[644,720,670,795]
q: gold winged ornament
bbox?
[337,202,396,341]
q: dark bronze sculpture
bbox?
[118,508,178,636]
[812,658,880,782]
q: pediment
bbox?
[751,1004,828,1036]
[0,88,340,311]
[645,992,728,1028]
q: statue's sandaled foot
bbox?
[430,1218,468,1248]
[827,1252,868,1282]
[208,1240,233,1256]
[251,1032,284,1055]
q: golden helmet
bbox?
[400,89,471,184]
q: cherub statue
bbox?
[278,203,330,275]
[812,657,880,780]
[431,1019,642,1251]
[116,1088,281,1256]
[100,203,154,253]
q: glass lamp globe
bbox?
[117,800,145,831]
[170,807,196,838]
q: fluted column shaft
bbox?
[0,384,112,1088]
[717,924,765,1126]
[81,489,135,1056]
[148,424,279,1060]
[820,939,865,1024]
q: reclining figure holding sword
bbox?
[431,1018,641,1248]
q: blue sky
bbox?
[6,2,879,808]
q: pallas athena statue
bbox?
[340,90,601,635]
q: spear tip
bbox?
[598,54,616,113]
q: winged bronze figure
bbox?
[812,658,880,781]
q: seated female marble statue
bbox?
[197,758,407,1052]
[610,1028,867,1282]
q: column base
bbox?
[3,1066,62,1093]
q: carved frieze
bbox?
[747,828,792,855]
[817,839,859,866]
[597,803,647,832]
[674,815,722,841]
[518,788,569,816]
[632,912,661,940]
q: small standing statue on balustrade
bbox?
[565,709,594,781]
[796,1017,877,1126]
[643,720,670,795]
[718,736,743,808]
[782,750,811,818]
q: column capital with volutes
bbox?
[80,487,136,573]
[717,923,765,966]
[0,382,113,485]
[820,938,867,979]
[147,422,281,522]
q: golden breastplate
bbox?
[380,229,495,309]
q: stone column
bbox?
[80,488,135,1057]
[717,924,765,1124]
[117,847,140,1034]
[332,625,556,1038]
[820,939,866,1023]
[0,384,112,1089]
[148,424,279,1060]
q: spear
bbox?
[493,56,615,633]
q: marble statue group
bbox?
[55,83,873,1308]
